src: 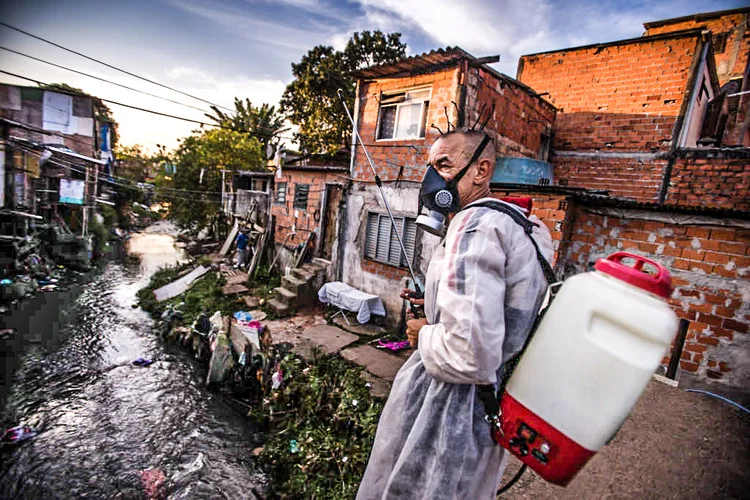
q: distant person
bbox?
[235,228,250,268]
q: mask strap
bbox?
[447,134,491,189]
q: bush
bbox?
[256,352,384,499]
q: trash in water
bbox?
[289,440,300,453]
[133,358,154,367]
[1,425,38,444]
[141,467,167,500]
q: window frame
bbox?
[364,211,417,268]
[293,183,310,210]
[275,181,287,204]
[376,86,431,141]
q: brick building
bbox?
[269,154,348,272]
[337,47,555,321]
[514,8,749,395]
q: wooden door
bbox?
[320,184,343,260]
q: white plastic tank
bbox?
[506,252,679,453]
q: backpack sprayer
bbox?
[336,89,424,315]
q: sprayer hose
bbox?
[496,464,527,496]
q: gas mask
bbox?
[416,134,492,237]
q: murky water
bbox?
[0,226,265,499]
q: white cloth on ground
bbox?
[356,197,550,500]
[318,281,386,324]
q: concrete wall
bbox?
[233,190,269,225]
[564,204,750,390]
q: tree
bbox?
[165,128,264,230]
[280,31,406,155]
[206,98,288,159]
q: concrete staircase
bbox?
[268,257,332,317]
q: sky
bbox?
[0,0,746,153]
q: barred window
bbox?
[275,182,287,204]
[365,212,417,267]
[293,184,309,210]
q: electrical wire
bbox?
[0,46,211,113]
[0,21,233,112]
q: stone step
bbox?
[292,267,315,282]
[281,275,308,295]
[274,286,297,306]
[311,257,332,268]
[267,298,291,317]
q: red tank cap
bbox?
[594,252,673,299]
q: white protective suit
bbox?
[357,199,551,500]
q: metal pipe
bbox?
[337,88,422,295]
[666,318,690,380]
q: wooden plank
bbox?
[219,219,239,256]
[153,265,210,301]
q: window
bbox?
[275,182,287,204]
[365,212,417,268]
[712,32,728,53]
[294,184,309,210]
[377,88,430,140]
[251,178,269,192]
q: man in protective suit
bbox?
[356,130,551,499]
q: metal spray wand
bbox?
[337,89,424,312]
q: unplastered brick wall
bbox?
[270,169,344,248]
[644,8,749,85]
[564,206,750,389]
[489,189,572,266]
[464,67,556,158]
[518,32,700,152]
[353,68,460,184]
[551,155,668,202]
[666,150,750,210]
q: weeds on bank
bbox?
[255,351,383,499]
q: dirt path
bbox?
[501,380,749,499]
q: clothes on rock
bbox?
[356,198,550,500]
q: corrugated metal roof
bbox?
[574,192,750,219]
[352,46,474,79]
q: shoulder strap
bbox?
[471,200,557,285]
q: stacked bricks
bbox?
[361,259,410,282]
[564,207,749,384]
[490,190,572,265]
[552,156,668,202]
[666,150,750,210]
[643,8,749,85]
[270,169,345,248]
[517,33,700,153]
[464,67,556,159]
[353,68,459,184]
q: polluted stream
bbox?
[0,227,266,499]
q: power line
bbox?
[0,21,234,112]
[0,46,211,114]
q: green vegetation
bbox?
[136,260,238,325]
[281,31,406,154]
[256,352,384,499]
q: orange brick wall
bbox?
[518,33,700,152]
[564,206,749,387]
[464,67,556,158]
[270,169,345,248]
[644,9,749,85]
[353,69,459,184]
[552,155,668,202]
[666,150,750,210]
